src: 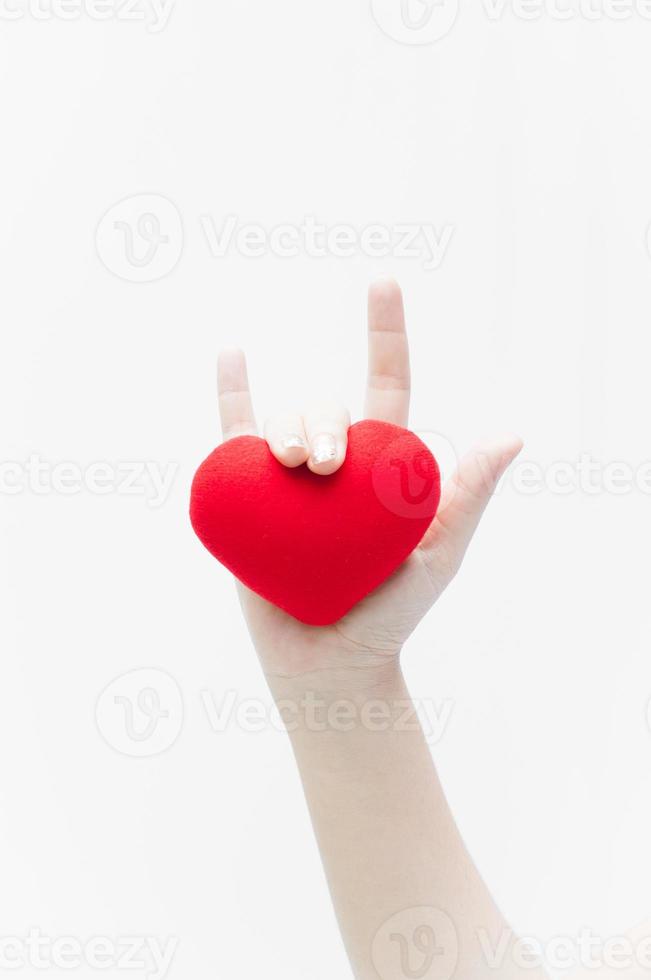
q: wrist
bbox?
[262,659,434,771]
[264,655,403,699]
[263,658,409,735]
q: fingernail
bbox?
[311,435,337,466]
[282,435,306,451]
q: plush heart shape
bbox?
[190,419,441,626]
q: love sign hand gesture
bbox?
[214,279,521,681]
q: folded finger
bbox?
[303,404,351,475]
[264,414,309,468]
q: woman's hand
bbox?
[217,279,522,682]
[216,280,540,980]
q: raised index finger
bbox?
[364,279,411,427]
[217,348,258,440]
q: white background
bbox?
[2,0,651,977]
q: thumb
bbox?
[422,433,523,576]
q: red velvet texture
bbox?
[190,419,441,626]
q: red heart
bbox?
[190,420,441,626]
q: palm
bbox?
[217,281,521,678]
[237,548,431,676]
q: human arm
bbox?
[215,280,546,980]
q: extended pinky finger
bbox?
[217,349,258,441]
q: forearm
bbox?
[266,659,548,980]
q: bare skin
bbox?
[218,280,523,680]
[216,279,549,980]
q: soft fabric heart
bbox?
[190,419,441,626]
